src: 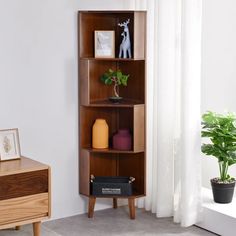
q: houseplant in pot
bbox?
[101,69,129,103]
[201,111,236,203]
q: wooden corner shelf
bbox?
[79,10,146,219]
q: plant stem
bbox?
[114,83,119,97]
[219,161,229,181]
[219,162,222,179]
[224,162,228,179]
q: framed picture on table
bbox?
[0,128,21,161]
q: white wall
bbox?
[0,0,138,220]
[202,0,236,188]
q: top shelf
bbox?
[79,11,146,59]
[79,11,146,13]
[80,57,145,62]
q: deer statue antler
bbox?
[118,18,130,28]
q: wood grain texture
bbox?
[79,149,90,196]
[88,99,144,107]
[133,105,145,152]
[33,222,41,236]
[119,61,145,103]
[86,147,143,154]
[113,198,118,209]
[118,153,145,196]
[0,157,49,177]
[88,196,96,218]
[0,170,48,200]
[0,216,48,230]
[90,153,117,177]
[0,193,48,225]
[118,105,145,152]
[128,197,135,219]
[133,12,146,59]
[79,59,89,105]
[48,167,52,218]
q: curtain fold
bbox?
[137,0,202,227]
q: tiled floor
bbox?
[0,207,217,236]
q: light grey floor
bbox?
[0,207,217,236]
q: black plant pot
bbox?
[109,96,123,103]
[211,179,235,203]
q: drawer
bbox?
[0,193,48,225]
[0,170,48,200]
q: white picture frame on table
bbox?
[0,128,21,161]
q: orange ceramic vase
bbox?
[92,119,109,149]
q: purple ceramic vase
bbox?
[113,129,132,150]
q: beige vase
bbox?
[92,119,109,149]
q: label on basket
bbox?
[102,188,121,195]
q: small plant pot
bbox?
[109,96,123,103]
[211,178,235,203]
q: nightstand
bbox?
[0,157,51,236]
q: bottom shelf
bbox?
[88,193,145,199]
[80,192,145,199]
[80,150,145,197]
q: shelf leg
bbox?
[128,197,135,219]
[88,196,96,218]
[15,226,20,230]
[33,222,41,236]
[113,198,118,209]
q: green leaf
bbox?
[116,71,122,80]
[100,68,129,87]
[105,78,112,85]
[108,69,114,74]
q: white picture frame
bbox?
[0,128,21,161]
[94,30,115,58]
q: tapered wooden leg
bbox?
[128,197,135,219]
[33,222,41,236]
[15,226,20,230]
[88,196,96,218]
[113,198,118,209]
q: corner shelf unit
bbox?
[79,11,146,219]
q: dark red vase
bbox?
[113,129,132,150]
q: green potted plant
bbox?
[201,111,236,203]
[101,69,129,103]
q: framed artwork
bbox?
[94,30,115,58]
[0,128,21,161]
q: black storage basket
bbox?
[90,176,134,196]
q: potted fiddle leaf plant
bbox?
[101,69,129,103]
[202,111,236,203]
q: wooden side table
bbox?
[0,157,51,236]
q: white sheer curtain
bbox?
[136,0,202,227]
